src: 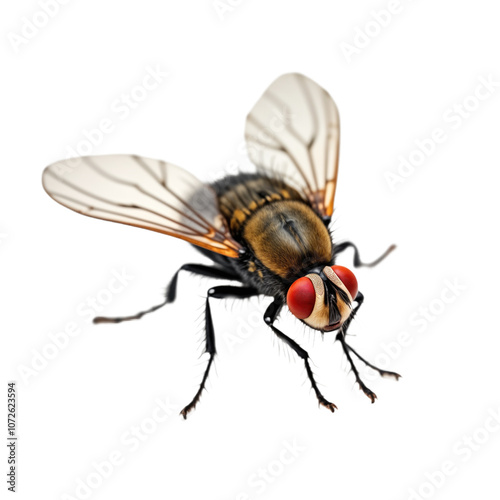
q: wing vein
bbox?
[247,114,314,195]
[297,75,321,195]
[83,157,219,235]
[129,156,229,241]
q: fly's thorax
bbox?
[242,200,332,281]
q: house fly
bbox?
[42,73,400,418]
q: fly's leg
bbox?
[180,285,258,419]
[93,263,240,324]
[345,345,401,381]
[334,241,396,268]
[264,298,337,413]
[336,292,400,403]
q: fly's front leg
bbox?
[336,292,401,403]
[264,298,337,413]
[93,263,240,324]
[180,285,258,419]
[334,241,396,268]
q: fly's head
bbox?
[286,266,358,332]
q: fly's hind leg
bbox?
[264,298,337,413]
[93,263,240,324]
[334,241,396,268]
[336,292,401,403]
[342,343,401,381]
[180,285,258,419]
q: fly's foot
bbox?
[318,397,338,413]
[357,381,377,403]
[180,403,196,420]
[378,369,402,380]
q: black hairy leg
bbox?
[336,292,401,403]
[264,298,337,413]
[180,285,258,419]
[334,241,396,268]
[93,263,240,324]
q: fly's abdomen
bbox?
[213,174,304,236]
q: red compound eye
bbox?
[331,265,358,300]
[287,277,316,319]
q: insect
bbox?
[43,73,400,418]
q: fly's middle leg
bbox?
[334,241,396,268]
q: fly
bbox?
[42,73,400,418]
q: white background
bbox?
[2,1,500,499]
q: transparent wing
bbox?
[245,73,340,218]
[42,154,243,258]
